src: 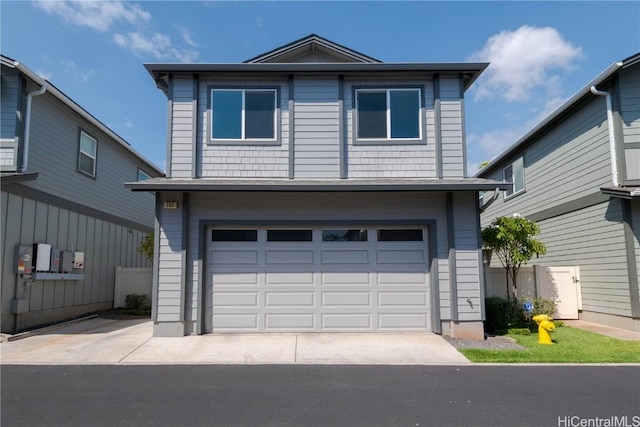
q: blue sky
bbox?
[2,1,639,174]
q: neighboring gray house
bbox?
[477,53,640,333]
[127,35,508,339]
[1,55,163,333]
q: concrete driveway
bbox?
[0,317,470,365]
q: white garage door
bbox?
[206,227,430,332]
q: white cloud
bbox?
[34,0,150,32]
[469,25,583,102]
[35,69,52,81]
[113,32,198,63]
[124,118,133,129]
[62,59,93,83]
[174,26,199,48]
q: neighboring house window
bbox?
[210,89,277,141]
[503,157,525,198]
[78,131,97,177]
[355,88,421,140]
[137,169,150,181]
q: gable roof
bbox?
[476,52,640,178]
[244,34,382,64]
[1,54,163,176]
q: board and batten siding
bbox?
[23,84,156,228]
[176,192,452,333]
[619,64,640,181]
[440,76,465,178]
[156,193,184,323]
[531,201,632,317]
[452,192,482,321]
[633,201,640,307]
[197,78,289,178]
[170,77,195,178]
[345,78,437,178]
[1,190,149,332]
[481,96,613,226]
[293,78,340,178]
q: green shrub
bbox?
[508,328,531,335]
[125,293,151,311]
[531,297,557,318]
[485,296,515,333]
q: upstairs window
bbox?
[137,169,150,181]
[356,88,421,140]
[211,89,277,141]
[78,130,97,177]
[503,156,525,198]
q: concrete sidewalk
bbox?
[0,318,471,365]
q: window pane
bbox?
[378,229,423,241]
[138,170,150,181]
[79,153,95,176]
[390,90,420,138]
[212,91,242,139]
[513,157,525,193]
[211,229,257,242]
[322,229,368,242]
[267,230,312,242]
[504,165,514,196]
[80,133,96,156]
[245,91,275,139]
[357,91,387,138]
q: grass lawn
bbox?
[460,326,640,363]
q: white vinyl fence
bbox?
[114,267,152,308]
[485,267,536,299]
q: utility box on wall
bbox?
[33,243,52,272]
[16,245,34,277]
[61,251,74,273]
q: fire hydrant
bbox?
[532,314,555,345]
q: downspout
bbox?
[590,86,619,187]
[21,83,47,172]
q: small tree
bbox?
[138,232,154,263]
[482,215,546,302]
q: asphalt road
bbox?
[2,365,639,427]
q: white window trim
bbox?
[210,88,277,142]
[503,156,525,199]
[355,88,423,141]
[78,130,97,178]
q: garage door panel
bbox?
[378,291,427,307]
[321,249,369,264]
[265,292,315,307]
[379,313,428,329]
[212,314,258,330]
[212,272,259,286]
[211,250,259,265]
[266,250,314,265]
[321,271,371,286]
[322,292,371,307]
[266,272,314,285]
[378,271,426,285]
[265,314,314,330]
[321,314,371,329]
[377,249,425,264]
[213,292,258,307]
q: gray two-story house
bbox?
[477,53,640,333]
[1,55,163,333]
[127,35,508,339]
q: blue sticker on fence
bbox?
[523,301,534,313]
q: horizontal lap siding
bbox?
[0,191,149,332]
[294,79,340,178]
[533,201,631,317]
[171,77,194,178]
[481,97,613,226]
[198,78,289,178]
[345,78,436,178]
[440,77,464,178]
[453,193,481,321]
[185,192,451,327]
[619,65,640,180]
[157,193,183,322]
[24,87,156,228]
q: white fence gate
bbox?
[485,266,580,319]
[114,267,152,308]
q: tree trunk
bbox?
[505,269,510,301]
